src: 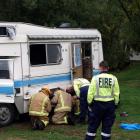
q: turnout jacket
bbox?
[29,92,51,116]
[51,90,72,112]
[87,73,120,105]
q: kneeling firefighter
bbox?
[51,89,73,124]
[66,87,80,119]
[29,86,52,130]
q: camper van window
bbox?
[46,44,62,64]
[0,27,7,36]
[0,60,10,79]
[30,44,47,65]
[30,44,62,66]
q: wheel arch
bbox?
[0,103,18,127]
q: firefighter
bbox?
[29,86,52,130]
[85,61,120,140]
[73,78,90,123]
[51,89,73,124]
[66,87,80,120]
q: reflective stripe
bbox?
[55,106,71,112]
[86,132,96,136]
[60,93,64,107]
[41,120,49,126]
[29,111,48,116]
[74,112,80,115]
[55,121,67,124]
[101,132,111,137]
[64,116,68,123]
[94,77,114,99]
[94,95,114,98]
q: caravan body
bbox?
[0,22,103,126]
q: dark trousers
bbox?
[79,86,89,122]
[85,101,116,140]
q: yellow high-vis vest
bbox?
[73,78,90,97]
[87,73,120,105]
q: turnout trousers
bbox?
[85,101,116,140]
[52,111,68,124]
[79,86,89,123]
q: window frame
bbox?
[29,43,63,67]
[46,43,62,65]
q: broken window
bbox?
[29,43,62,66]
[30,44,46,65]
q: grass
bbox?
[0,61,140,140]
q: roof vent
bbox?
[59,23,71,28]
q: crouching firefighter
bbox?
[51,89,73,125]
[29,86,52,130]
[85,61,120,140]
[66,87,80,120]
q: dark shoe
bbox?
[37,120,45,130]
[32,119,38,130]
[67,116,75,125]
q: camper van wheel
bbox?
[0,104,15,126]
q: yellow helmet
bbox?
[41,86,51,95]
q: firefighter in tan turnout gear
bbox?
[29,86,52,130]
[51,89,73,124]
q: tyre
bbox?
[0,104,15,127]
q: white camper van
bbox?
[0,22,103,126]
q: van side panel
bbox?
[0,43,20,56]
[14,43,26,113]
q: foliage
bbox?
[0,0,140,69]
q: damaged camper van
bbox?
[0,22,103,126]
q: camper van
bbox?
[0,22,103,126]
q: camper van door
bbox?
[71,43,83,79]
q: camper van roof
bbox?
[0,22,101,41]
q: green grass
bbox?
[0,62,140,140]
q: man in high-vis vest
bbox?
[29,86,52,130]
[51,89,73,124]
[73,78,90,123]
[85,61,120,140]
